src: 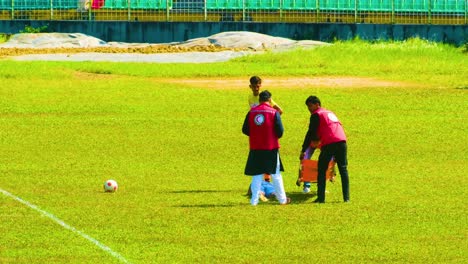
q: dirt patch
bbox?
[69,70,416,89]
[73,70,117,80]
[163,76,415,89]
[0,45,241,57]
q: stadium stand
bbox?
[0,0,466,24]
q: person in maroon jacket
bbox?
[243,90,290,206]
[300,96,350,203]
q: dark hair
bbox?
[250,76,262,85]
[259,90,272,102]
[305,96,321,106]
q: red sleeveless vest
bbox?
[314,108,347,146]
[248,103,280,150]
[92,0,105,9]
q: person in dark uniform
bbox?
[242,90,290,206]
[300,96,350,203]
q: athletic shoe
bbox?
[281,197,291,205]
[303,187,310,193]
[295,178,302,187]
[259,193,269,202]
[313,199,324,203]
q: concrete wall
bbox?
[1,20,467,46]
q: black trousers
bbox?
[317,141,350,202]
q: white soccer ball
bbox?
[104,179,118,193]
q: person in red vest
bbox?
[246,76,283,198]
[242,90,290,206]
[92,0,105,9]
[300,96,350,203]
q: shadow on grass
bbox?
[167,190,232,194]
[171,190,344,207]
[239,191,319,205]
[287,191,317,204]
[174,203,245,208]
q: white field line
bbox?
[0,188,130,264]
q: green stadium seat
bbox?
[206,0,243,9]
[395,0,429,12]
[11,0,49,10]
[282,0,314,10]
[228,0,244,9]
[319,0,356,11]
[38,0,51,8]
[0,0,78,10]
[103,0,171,9]
[432,0,446,12]
[432,0,464,13]
[339,0,356,11]
[206,0,225,9]
[132,0,150,9]
[356,0,368,11]
[377,0,392,11]
[357,0,391,12]
[319,0,338,11]
[456,0,467,12]
[245,0,280,10]
[416,0,429,12]
[132,0,170,9]
[244,0,258,9]
[104,0,128,9]
[395,0,404,12]
[319,0,355,11]
[286,0,318,10]
[55,0,79,9]
[0,0,11,10]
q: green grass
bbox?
[0,40,467,263]
[0,34,7,44]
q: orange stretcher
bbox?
[298,159,336,184]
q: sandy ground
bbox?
[161,76,414,89]
[73,70,414,88]
[8,51,253,63]
[0,44,254,63]
[0,45,240,56]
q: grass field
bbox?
[0,40,467,263]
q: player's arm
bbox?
[242,113,250,136]
[274,112,284,138]
[300,114,319,159]
[273,105,283,115]
[270,99,283,115]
